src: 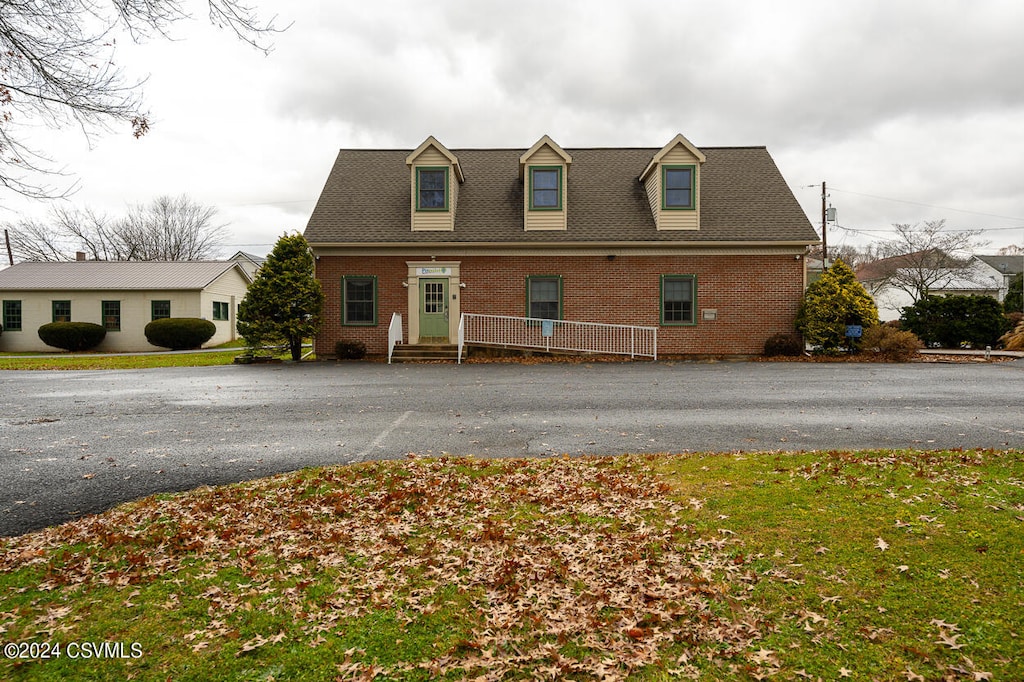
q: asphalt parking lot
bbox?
[3,359,1024,536]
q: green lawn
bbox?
[0,343,307,370]
[1,449,1021,681]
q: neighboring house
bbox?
[229,251,267,280]
[0,261,252,352]
[975,254,1024,309]
[303,134,820,358]
[857,253,1010,321]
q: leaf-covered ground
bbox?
[1,450,1022,681]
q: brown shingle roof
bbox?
[303,146,818,245]
[0,260,249,290]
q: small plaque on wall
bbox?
[702,309,718,321]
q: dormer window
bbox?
[406,137,463,231]
[520,136,571,230]
[663,166,695,210]
[529,167,562,210]
[641,134,705,230]
[416,167,448,211]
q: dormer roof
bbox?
[406,135,465,183]
[519,135,572,178]
[640,133,706,182]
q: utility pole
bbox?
[820,181,828,270]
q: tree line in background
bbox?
[3,195,226,262]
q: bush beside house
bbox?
[144,318,217,350]
[796,260,879,353]
[37,322,107,351]
[763,332,803,357]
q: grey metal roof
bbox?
[0,260,249,291]
[976,255,1024,275]
[304,145,819,245]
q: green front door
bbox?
[419,278,449,341]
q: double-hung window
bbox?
[52,300,71,323]
[212,301,230,321]
[663,165,695,209]
[152,300,171,320]
[343,276,377,325]
[526,276,562,320]
[2,300,22,331]
[661,275,696,325]
[529,167,561,210]
[102,300,121,331]
[416,168,448,211]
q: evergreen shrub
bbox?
[795,259,879,353]
[901,295,1010,348]
[37,322,107,351]
[145,317,217,350]
[335,340,367,360]
[763,332,804,357]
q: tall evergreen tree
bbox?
[796,259,879,352]
[237,233,323,361]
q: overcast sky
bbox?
[4,0,1024,259]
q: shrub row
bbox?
[764,325,923,362]
[32,318,217,352]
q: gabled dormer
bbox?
[519,135,572,231]
[639,134,706,231]
[406,136,464,231]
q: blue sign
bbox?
[845,325,863,338]
[541,320,554,337]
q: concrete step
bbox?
[390,344,462,363]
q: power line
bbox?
[826,187,1024,223]
[832,222,1024,236]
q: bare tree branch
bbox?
[873,219,989,303]
[4,194,226,261]
[0,1,285,199]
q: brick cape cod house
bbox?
[303,134,820,359]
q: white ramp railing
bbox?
[457,313,465,364]
[387,313,403,364]
[459,313,657,360]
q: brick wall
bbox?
[315,254,805,357]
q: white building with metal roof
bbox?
[0,261,252,352]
